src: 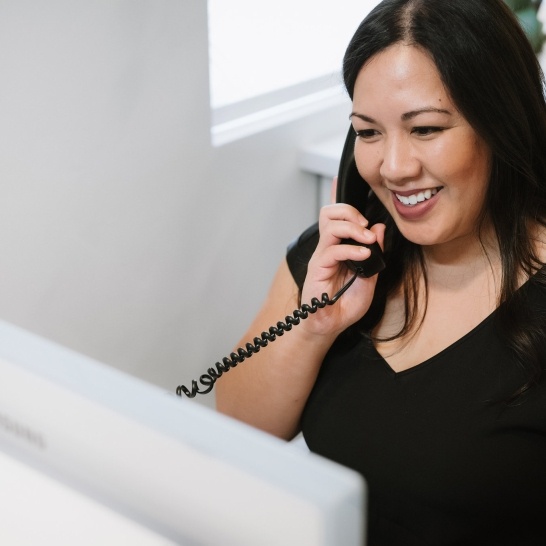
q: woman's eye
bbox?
[355,129,379,140]
[412,126,444,136]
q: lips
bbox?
[394,187,440,206]
[391,186,442,219]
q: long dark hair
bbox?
[344,0,546,398]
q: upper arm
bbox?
[215,259,308,438]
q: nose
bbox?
[379,134,421,184]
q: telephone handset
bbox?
[336,126,386,278]
[176,126,386,398]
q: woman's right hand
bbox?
[216,179,385,439]
[300,199,385,340]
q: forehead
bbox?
[353,44,452,111]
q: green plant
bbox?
[504,0,545,52]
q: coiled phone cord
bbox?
[176,269,361,398]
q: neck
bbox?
[421,225,501,289]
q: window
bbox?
[207,1,380,145]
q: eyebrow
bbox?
[350,107,452,123]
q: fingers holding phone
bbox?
[300,203,385,337]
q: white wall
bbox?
[0,0,350,407]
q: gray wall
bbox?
[0,0,349,407]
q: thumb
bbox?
[370,223,386,251]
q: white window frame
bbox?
[207,1,380,147]
[211,74,348,147]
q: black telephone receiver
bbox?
[337,125,386,278]
[176,126,386,398]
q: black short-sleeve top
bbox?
[287,224,546,546]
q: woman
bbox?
[217,0,546,543]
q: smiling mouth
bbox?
[394,187,442,206]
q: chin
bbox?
[395,225,442,247]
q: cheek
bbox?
[442,141,491,201]
[422,133,491,204]
[439,129,490,174]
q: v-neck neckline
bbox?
[371,309,497,377]
[370,266,542,377]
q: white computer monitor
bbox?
[0,320,366,545]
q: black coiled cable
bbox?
[176,270,360,398]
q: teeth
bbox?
[395,188,438,206]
